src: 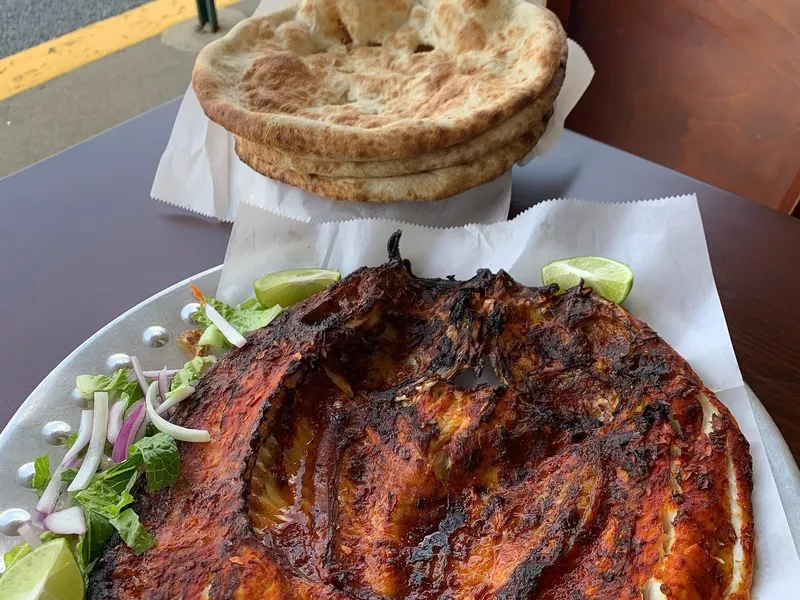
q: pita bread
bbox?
[238,69,560,178]
[194,0,567,160]
[235,130,537,202]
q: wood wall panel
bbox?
[565,0,800,212]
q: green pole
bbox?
[205,0,219,32]
[195,0,209,28]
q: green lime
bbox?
[541,256,634,304]
[0,538,84,600]
[254,269,341,309]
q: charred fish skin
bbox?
[89,232,753,600]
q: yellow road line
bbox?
[0,0,240,102]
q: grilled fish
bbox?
[89,232,753,599]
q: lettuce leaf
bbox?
[109,510,156,555]
[194,297,282,349]
[130,433,179,492]
[77,509,114,569]
[75,368,143,407]
[84,454,140,496]
[60,467,79,485]
[32,455,50,496]
[62,432,78,449]
[168,355,216,399]
[68,433,177,560]
[3,532,56,569]
[74,483,134,520]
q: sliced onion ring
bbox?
[107,400,126,445]
[112,402,145,463]
[43,507,86,535]
[130,356,150,397]
[67,392,109,492]
[17,523,41,548]
[156,385,195,416]
[36,409,93,517]
[157,367,174,416]
[143,369,178,379]
[145,381,210,442]
[204,304,247,348]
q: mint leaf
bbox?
[32,455,50,496]
[194,297,281,349]
[76,369,143,407]
[60,467,79,485]
[168,355,216,398]
[109,509,156,555]
[130,433,179,492]
[78,509,114,568]
[74,482,134,520]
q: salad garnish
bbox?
[1,269,341,596]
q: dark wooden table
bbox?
[1,99,799,462]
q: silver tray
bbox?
[0,266,220,555]
[1,265,798,560]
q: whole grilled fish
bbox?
[89,232,753,599]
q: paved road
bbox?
[0,0,152,58]
[0,0,257,178]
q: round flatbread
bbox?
[235,130,539,202]
[237,68,560,178]
[193,0,568,160]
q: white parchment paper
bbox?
[216,195,800,598]
[151,0,594,225]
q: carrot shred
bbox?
[189,284,206,305]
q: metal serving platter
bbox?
[0,266,220,556]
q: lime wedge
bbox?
[254,269,341,309]
[0,538,84,600]
[541,256,634,304]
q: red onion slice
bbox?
[112,402,146,463]
[130,356,150,397]
[43,507,86,535]
[36,409,93,517]
[158,367,171,407]
[67,392,109,492]
[146,381,210,442]
[123,398,143,419]
[107,400,126,445]
[17,523,41,548]
[142,369,178,379]
[204,304,247,348]
[156,385,195,416]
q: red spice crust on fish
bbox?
[89,232,753,599]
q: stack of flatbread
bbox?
[193,0,567,202]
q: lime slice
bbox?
[254,269,341,309]
[0,538,84,600]
[541,256,634,304]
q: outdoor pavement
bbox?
[0,0,259,178]
[1,0,152,58]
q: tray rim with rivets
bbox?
[0,265,221,559]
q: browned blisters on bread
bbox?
[457,19,487,52]
[89,234,754,599]
[231,66,562,182]
[276,21,314,54]
[192,0,568,160]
